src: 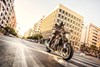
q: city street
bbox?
[0,35,100,67]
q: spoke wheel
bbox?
[60,43,73,60]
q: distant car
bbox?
[26,39,35,42]
[76,51,81,54]
[8,34,15,37]
[80,53,85,56]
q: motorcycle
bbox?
[45,30,73,60]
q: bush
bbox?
[4,26,17,36]
[27,34,43,40]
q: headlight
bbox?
[65,33,70,39]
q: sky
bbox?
[14,0,100,36]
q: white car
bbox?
[80,53,85,56]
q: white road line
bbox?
[74,55,100,67]
[71,59,93,67]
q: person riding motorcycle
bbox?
[49,22,65,47]
[46,22,74,61]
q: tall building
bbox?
[0,0,16,29]
[33,16,45,35]
[40,4,84,51]
[24,29,33,39]
[86,24,100,48]
[33,22,41,34]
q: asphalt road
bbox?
[0,35,100,67]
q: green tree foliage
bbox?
[0,28,4,33]
[90,45,97,50]
[27,34,43,40]
[4,26,17,36]
[0,28,2,33]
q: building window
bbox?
[93,32,98,35]
[77,28,79,31]
[79,19,81,22]
[2,6,5,11]
[77,18,78,21]
[5,12,7,15]
[93,35,97,39]
[92,39,97,42]
[58,14,61,17]
[3,16,6,20]
[62,16,64,19]
[9,13,11,15]
[8,17,10,20]
[3,0,7,5]
[68,18,70,22]
[92,42,96,45]
[10,0,12,2]
[7,20,8,23]
[62,10,65,14]
[7,7,9,11]
[74,16,76,20]
[1,21,4,24]
[57,19,60,23]
[66,12,68,15]
[69,13,71,17]
[75,27,77,30]
[77,33,79,35]
[71,15,73,18]
[70,25,72,28]
[65,17,66,20]
[59,9,62,12]
[70,20,72,23]
[8,3,10,7]
[73,21,75,24]
[1,13,3,16]
[78,24,80,26]
[66,23,69,27]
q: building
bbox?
[32,16,45,35]
[97,29,100,48]
[24,29,33,39]
[33,22,41,34]
[0,0,16,29]
[39,4,84,51]
[85,24,100,48]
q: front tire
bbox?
[61,43,73,60]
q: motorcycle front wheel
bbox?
[61,43,73,60]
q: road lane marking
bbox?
[70,59,93,67]
[73,55,100,67]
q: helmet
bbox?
[60,22,64,26]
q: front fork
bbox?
[64,43,67,48]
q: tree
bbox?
[27,34,43,40]
[0,27,5,34]
[90,45,97,51]
[34,34,43,39]
[4,26,17,36]
[0,28,3,33]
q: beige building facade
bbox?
[40,4,84,51]
[33,22,41,34]
[86,24,100,48]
